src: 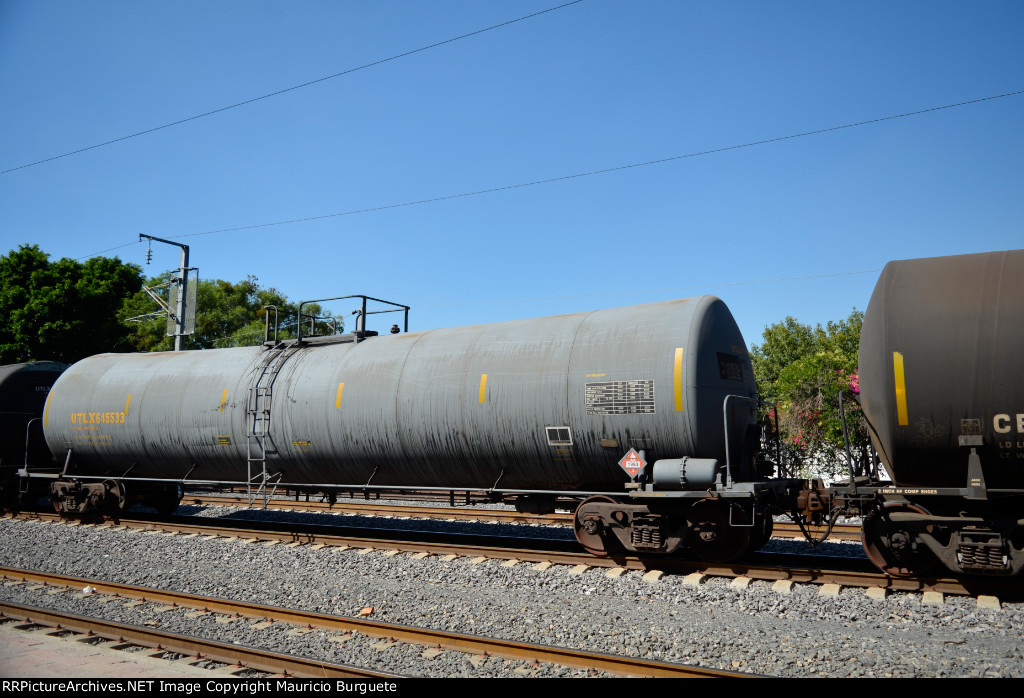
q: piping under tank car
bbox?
[7,249,1024,578]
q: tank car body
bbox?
[0,361,67,507]
[37,297,778,558]
[0,362,66,466]
[43,296,756,490]
[860,249,1024,489]
[852,249,1024,576]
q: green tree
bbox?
[0,244,144,364]
[122,274,333,351]
[751,309,869,481]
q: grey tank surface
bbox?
[859,249,1024,489]
[42,297,757,493]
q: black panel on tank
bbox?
[859,249,1024,488]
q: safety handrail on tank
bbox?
[263,305,279,344]
[305,314,341,337]
[842,391,887,484]
[770,398,782,474]
[838,391,858,493]
[264,304,342,344]
[58,449,73,478]
[22,417,41,468]
[722,393,758,490]
[296,295,410,344]
[753,397,786,478]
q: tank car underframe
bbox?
[828,483,1024,577]
[574,481,794,561]
[18,468,185,518]
[20,462,797,561]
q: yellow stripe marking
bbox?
[124,394,132,414]
[673,347,684,412]
[335,382,345,409]
[893,351,908,426]
[44,390,54,428]
[478,374,488,404]
[219,389,228,412]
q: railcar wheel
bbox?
[103,479,127,513]
[862,502,939,577]
[685,501,751,563]
[573,495,621,556]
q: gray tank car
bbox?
[851,249,1024,576]
[39,296,777,560]
[34,251,1022,576]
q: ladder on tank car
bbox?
[245,343,297,508]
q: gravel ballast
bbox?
[1,508,1021,678]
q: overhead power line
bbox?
[1,1,584,176]
[163,89,1021,239]
[75,87,1022,262]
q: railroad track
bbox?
[186,494,573,526]
[0,601,396,679]
[0,567,751,678]
[184,494,865,541]
[9,510,1014,598]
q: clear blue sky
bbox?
[2,1,1021,347]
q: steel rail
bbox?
[15,511,592,557]
[7,513,724,575]
[772,522,862,541]
[186,494,572,526]
[0,567,751,678]
[676,558,983,595]
[9,512,1011,597]
[0,600,401,679]
[186,494,864,540]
